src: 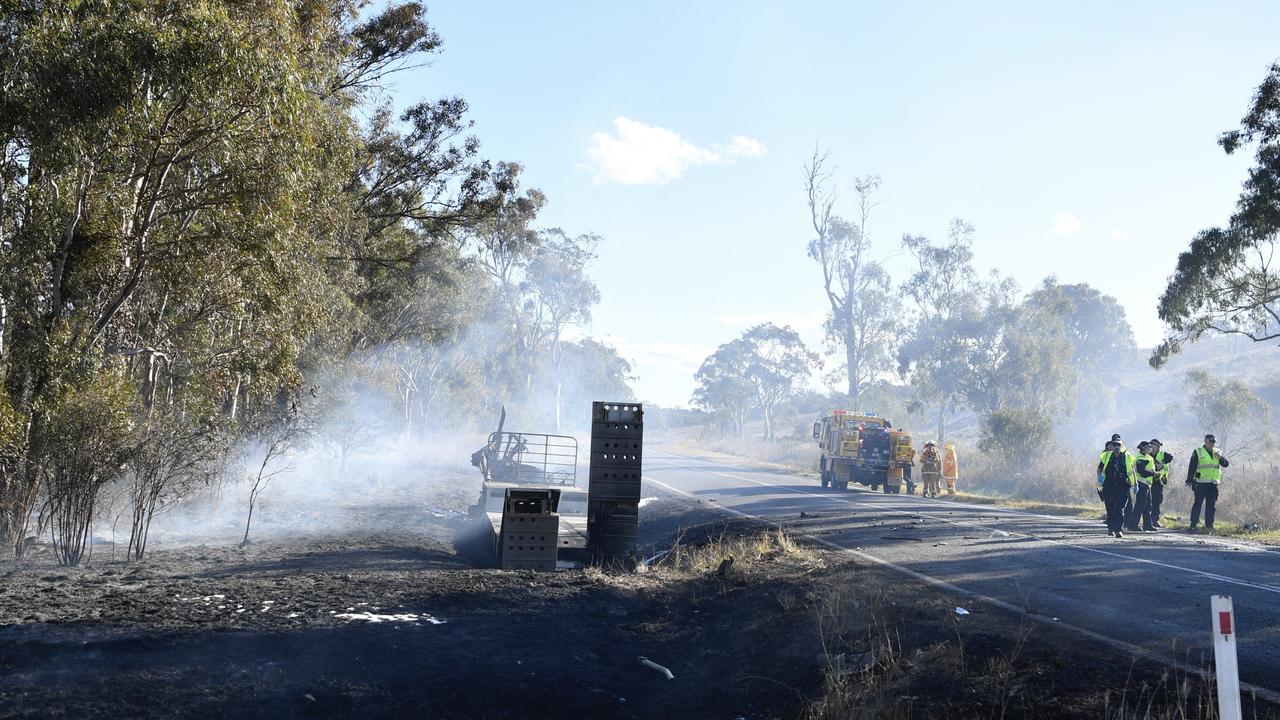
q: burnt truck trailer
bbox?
[813,411,915,493]
[468,403,643,570]
[470,415,587,570]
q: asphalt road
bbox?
[643,449,1280,701]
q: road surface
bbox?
[643,449,1280,701]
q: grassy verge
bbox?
[940,491,1100,519]
[636,516,1268,719]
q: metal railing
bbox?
[479,431,579,486]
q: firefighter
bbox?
[1147,439,1172,528]
[942,442,958,495]
[1127,441,1157,532]
[903,444,917,495]
[920,442,942,497]
[1097,439,1135,537]
[1188,434,1230,532]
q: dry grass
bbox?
[803,583,1233,720]
[652,526,820,578]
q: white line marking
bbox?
[700,468,1280,596]
[652,449,1274,555]
[642,474,1280,706]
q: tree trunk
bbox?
[554,381,562,432]
[241,492,256,549]
[846,340,859,408]
[936,397,949,445]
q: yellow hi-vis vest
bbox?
[1135,454,1155,486]
[1100,450,1135,486]
[1194,447,1222,484]
[1152,451,1170,483]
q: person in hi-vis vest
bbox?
[1187,433,1229,532]
[1097,439,1135,538]
[1146,439,1173,528]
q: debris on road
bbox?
[639,657,675,680]
[954,607,970,616]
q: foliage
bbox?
[978,407,1055,464]
[897,221,1005,442]
[1181,368,1273,453]
[0,0,632,560]
[40,371,137,565]
[693,339,756,438]
[694,324,819,441]
[1153,62,1280,367]
[1025,279,1136,439]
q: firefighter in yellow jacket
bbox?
[942,442,959,496]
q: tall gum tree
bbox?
[804,148,896,409]
[1154,61,1280,367]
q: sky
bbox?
[397,1,1280,407]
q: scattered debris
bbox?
[642,549,672,567]
[954,607,970,616]
[715,556,735,576]
[818,650,876,675]
[881,536,925,542]
[989,530,1010,538]
[638,657,674,680]
[335,611,444,625]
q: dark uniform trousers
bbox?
[1150,482,1165,523]
[1126,483,1153,531]
[1190,483,1219,529]
[1102,482,1130,534]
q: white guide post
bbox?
[1211,595,1242,720]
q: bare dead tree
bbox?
[804,147,895,407]
[126,411,222,561]
[240,417,303,549]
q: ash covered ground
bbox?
[0,466,790,719]
[4,462,1275,719]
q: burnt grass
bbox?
[1,489,1276,719]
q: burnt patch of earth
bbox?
[1,485,1277,719]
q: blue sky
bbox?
[399,1,1280,407]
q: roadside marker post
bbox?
[1212,595,1242,720]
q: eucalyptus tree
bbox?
[1154,62,1280,367]
[804,149,897,408]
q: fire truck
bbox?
[812,411,915,493]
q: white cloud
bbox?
[584,117,767,185]
[1052,213,1083,235]
[718,309,825,332]
[1110,229,1133,241]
